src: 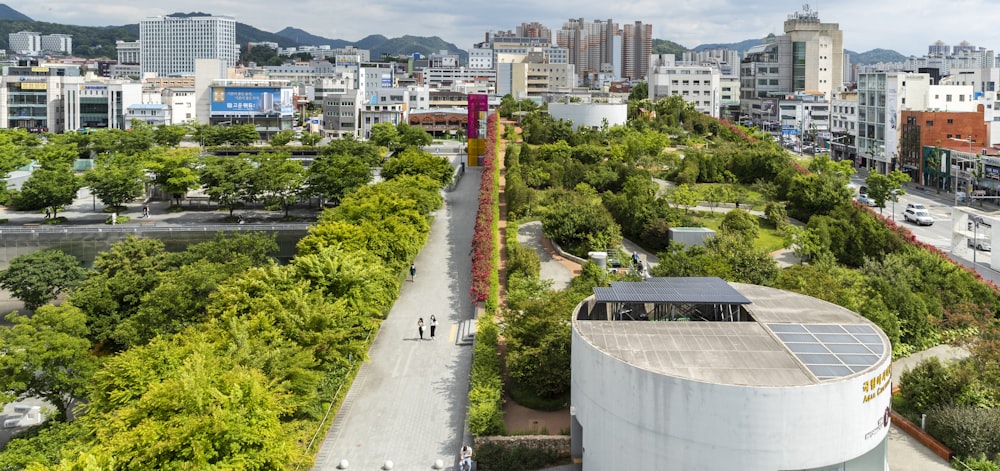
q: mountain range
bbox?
[0,4,906,65]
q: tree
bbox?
[381,147,454,186]
[249,152,307,216]
[865,170,910,214]
[14,166,80,216]
[269,129,295,146]
[369,122,399,149]
[151,124,189,147]
[0,249,87,311]
[306,152,373,205]
[199,155,254,215]
[299,131,323,146]
[669,183,699,213]
[83,152,147,211]
[146,148,202,205]
[324,137,385,166]
[0,304,97,420]
[396,122,432,149]
[719,208,759,242]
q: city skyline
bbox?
[15,0,1000,57]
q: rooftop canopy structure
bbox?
[586,277,752,322]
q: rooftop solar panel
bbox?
[594,277,752,304]
[768,323,887,381]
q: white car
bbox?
[968,238,992,252]
[903,208,934,226]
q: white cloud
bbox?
[17,1,1000,56]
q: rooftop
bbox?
[574,279,891,387]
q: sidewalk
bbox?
[310,168,481,470]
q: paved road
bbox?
[310,168,481,471]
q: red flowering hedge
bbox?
[470,112,500,304]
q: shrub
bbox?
[468,311,504,436]
[473,441,564,471]
[925,404,1000,459]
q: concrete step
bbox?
[456,318,477,346]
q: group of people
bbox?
[417,315,437,340]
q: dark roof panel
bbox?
[594,277,752,304]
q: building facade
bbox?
[648,54,721,117]
[621,21,652,81]
[139,15,238,77]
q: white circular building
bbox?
[570,277,892,471]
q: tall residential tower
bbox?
[139,14,238,77]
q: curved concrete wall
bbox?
[571,329,892,471]
[547,103,627,131]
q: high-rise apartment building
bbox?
[515,22,552,44]
[622,21,652,80]
[139,15,238,77]
[557,18,617,82]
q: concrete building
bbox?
[622,21,652,81]
[63,80,142,131]
[125,103,170,127]
[496,59,576,100]
[207,78,295,139]
[140,14,238,77]
[547,102,627,130]
[40,34,72,55]
[783,6,844,100]
[115,40,140,66]
[0,63,82,133]
[829,91,859,163]
[321,87,363,138]
[557,18,617,83]
[8,32,40,55]
[571,278,892,471]
[647,54,721,117]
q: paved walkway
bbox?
[310,168,481,471]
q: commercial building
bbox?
[571,278,892,471]
[208,79,295,139]
[547,102,627,130]
[647,54,721,117]
[139,14,238,77]
[0,63,81,133]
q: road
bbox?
[851,175,1000,285]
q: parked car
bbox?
[968,215,992,230]
[903,208,934,226]
[906,203,925,210]
[968,238,992,252]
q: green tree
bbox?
[719,208,759,241]
[369,122,399,149]
[669,183,699,213]
[381,147,454,186]
[249,152,307,216]
[0,304,97,420]
[0,249,87,311]
[396,122,433,149]
[199,155,254,215]
[83,153,147,211]
[865,169,910,214]
[324,137,384,166]
[14,166,80,216]
[299,131,323,146]
[151,124,188,147]
[269,129,295,146]
[146,148,202,205]
[305,152,373,205]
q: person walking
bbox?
[409,263,416,282]
[142,205,149,218]
[429,315,437,339]
[417,317,425,340]
[44,208,50,219]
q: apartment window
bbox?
[946,95,952,102]
[947,119,954,124]
[926,120,934,127]
[960,95,966,102]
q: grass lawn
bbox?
[693,211,787,253]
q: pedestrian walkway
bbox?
[310,168,482,471]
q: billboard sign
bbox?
[211,87,294,117]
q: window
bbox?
[946,95,953,102]
[947,119,954,124]
[926,120,934,127]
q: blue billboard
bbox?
[211,87,294,117]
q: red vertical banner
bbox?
[467,94,488,166]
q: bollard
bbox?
[921,413,926,430]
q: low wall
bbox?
[890,411,954,461]
[473,434,571,457]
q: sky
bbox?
[16,0,1000,57]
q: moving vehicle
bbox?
[906,203,925,210]
[856,194,877,206]
[903,208,934,226]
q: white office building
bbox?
[8,31,41,55]
[40,34,72,54]
[647,54,721,118]
[139,15,238,77]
